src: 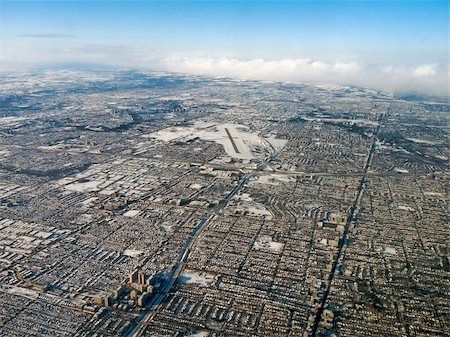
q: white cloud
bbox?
[413,63,437,77]
[0,44,448,96]
[148,56,448,96]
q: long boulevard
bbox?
[311,111,387,335]
[124,154,276,337]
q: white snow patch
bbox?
[123,249,144,258]
[0,149,10,157]
[123,210,141,217]
[383,247,397,255]
[186,331,210,337]
[0,116,29,126]
[406,138,437,145]
[81,197,98,207]
[65,180,103,193]
[160,222,173,232]
[179,269,215,287]
[394,167,409,174]
[424,191,444,197]
[253,173,295,185]
[246,207,272,218]
[266,135,288,151]
[254,235,284,253]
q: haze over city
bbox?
[0,1,448,95]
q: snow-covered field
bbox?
[65,180,104,193]
[185,331,210,337]
[406,137,438,145]
[383,247,397,255]
[266,135,289,151]
[397,205,414,211]
[123,210,141,217]
[0,149,10,158]
[394,167,409,174]
[252,173,296,185]
[424,191,444,197]
[254,235,284,253]
[179,269,216,287]
[123,249,144,258]
[0,116,29,126]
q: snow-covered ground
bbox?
[406,137,438,145]
[65,180,104,193]
[266,135,289,151]
[394,167,409,174]
[185,331,210,337]
[424,191,444,197]
[123,249,144,258]
[0,149,10,158]
[252,173,296,185]
[254,235,284,253]
[123,210,141,217]
[397,205,414,211]
[383,247,397,255]
[179,269,216,287]
[0,116,29,126]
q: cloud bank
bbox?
[0,44,447,96]
[151,57,448,96]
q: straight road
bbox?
[310,111,387,336]
[124,154,275,337]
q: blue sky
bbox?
[0,1,448,95]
